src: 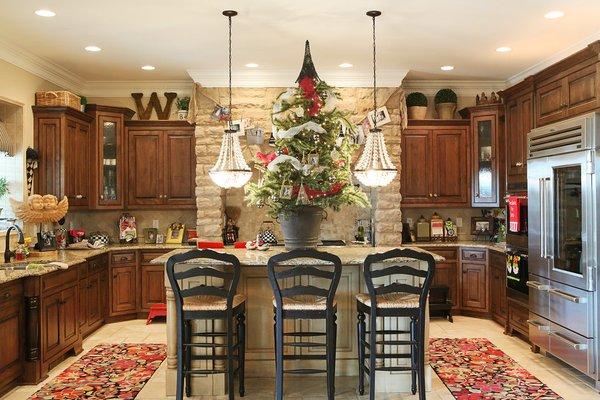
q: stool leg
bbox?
[410,316,417,395]
[368,313,377,400]
[236,311,246,397]
[176,316,184,400]
[227,316,235,400]
[185,320,192,397]
[326,315,336,400]
[417,316,426,400]
[274,312,284,400]
[357,310,366,396]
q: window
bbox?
[0,101,23,231]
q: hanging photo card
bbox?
[367,106,391,129]
[229,118,250,136]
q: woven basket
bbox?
[35,91,80,109]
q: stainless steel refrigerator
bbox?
[527,112,599,387]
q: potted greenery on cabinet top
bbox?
[406,92,428,120]
[176,97,190,120]
[434,88,458,120]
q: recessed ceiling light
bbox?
[245,63,259,68]
[545,10,564,19]
[35,9,56,17]
[84,45,102,52]
[338,63,353,68]
[141,65,155,71]
[440,65,454,71]
[496,46,512,53]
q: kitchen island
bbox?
[152,246,444,396]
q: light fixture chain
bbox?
[228,14,233,120]
[372,13,377,129]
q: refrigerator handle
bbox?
[544,177,553,260]
[539,178,546,258]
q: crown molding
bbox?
[81,80,194,97]
[187,68,409,87]
[507,30,600,85]
[0,38,86,93]
[402,80,507,96]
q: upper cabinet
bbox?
[401,120,470,208]
[86,105,135,209]
[33,106,94,209]
[126,121,196,209]
[460,104,505,207]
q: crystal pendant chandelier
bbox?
[353,10,397,187]
[209,10,252,189]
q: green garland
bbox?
[245,81,369,217]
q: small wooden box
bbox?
[35,91,81,109]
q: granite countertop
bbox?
[151,246,445,266]
[407,241,507,253]
[0,243,193,285]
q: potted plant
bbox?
[434,88,458,120]
[80,96,87,112]
[176,97,190,120]
[0,177,9,216]
[406,92,428,120]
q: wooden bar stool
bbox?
[166,249,246,400]
[356,248,436,400]
[267,249,342,400]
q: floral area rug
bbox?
[429,338,563,399]
[29,343,166,400]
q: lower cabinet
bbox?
[110,265,137,315]
[79,255,108,337]
[460,263,487,312]
[140,266,166,312]
[41,283,78,362]
[490,250,508,326]
[422,247,459,310]
[0,281,24,395]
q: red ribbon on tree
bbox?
[292,182,345,200]
[299,76,322,117]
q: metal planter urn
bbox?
[278,205,325,249]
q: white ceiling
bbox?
[1,0,600,87]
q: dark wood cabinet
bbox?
[126,121,196,209]
[402,120,470,207]
[490,250,507,326]
[0,281,24,395]
[79,255,108,337]
[139,250,169,312]
[460,263,487,311]
[41,282,79,362]
[86,105,135,209]
[423,247,459,310]
[503,85,533,188]
[460,105,505,207]
[33,107,94,209]
[110,265,137,315]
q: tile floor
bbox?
[3,316,600,399]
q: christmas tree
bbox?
[245,41,369,217]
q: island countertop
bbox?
[150,245,445,266]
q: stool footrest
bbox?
[184,342,241,348]
[183,369,227,375]
[284,332,326,337]
[284,368,326,375]
[376,366,415,372]
[365,353,412,359]
[284,341,326,348]
[362,339,416,347]
[283,354,327,360]
[364,330,411,335]
[191,332,228,337]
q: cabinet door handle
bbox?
[428,193,433,198]
[3,292,10,299]
[433,193,438,197]
[515,162,523,167]
[100,195,104,200]
[75,194,83,199]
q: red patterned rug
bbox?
[29,343,166,400]
[429,338,563,399]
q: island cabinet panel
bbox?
[401,121,470,207]
[0,281,24,395]
[126,121,196,209]
[33,106,94,210]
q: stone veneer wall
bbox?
[189,85,405,245]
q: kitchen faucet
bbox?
[4,223,25,263]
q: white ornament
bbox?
[322,90,338,112]
[267,155,302,172]
[274,121,326,140]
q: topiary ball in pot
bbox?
[434,88,457,120]
[406,92,428,120]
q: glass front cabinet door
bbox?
[465,105,504,207]
[87,105,134,209]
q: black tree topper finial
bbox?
[295,40,320,83]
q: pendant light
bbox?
[209,10,252,189]
[353,10,397,187]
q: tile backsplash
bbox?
[64,210,196,242]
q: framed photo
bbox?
[471,216,494,235]
[480,146,492,162]
[156,234,165,244]
[367,106,391,128]
[229,118,250,136]
[144,228,158,244]
[166,223,186,244]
